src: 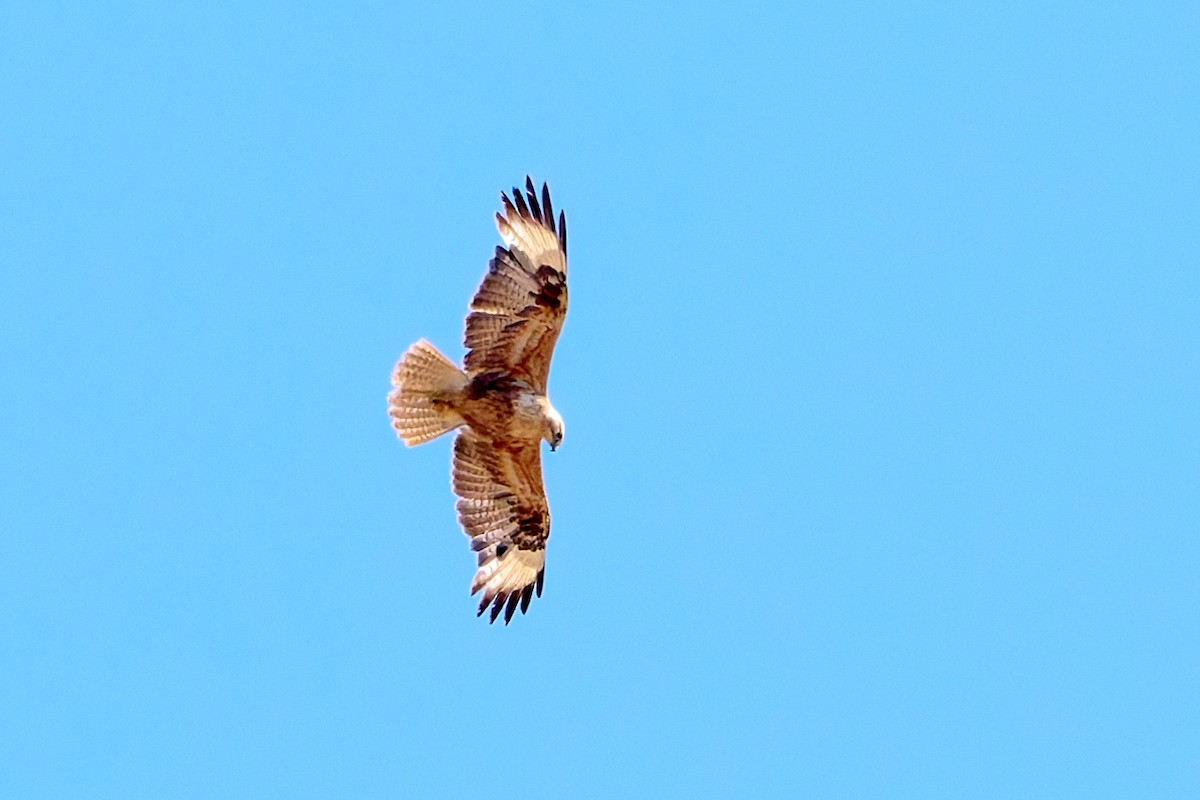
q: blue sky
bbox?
[2,1,1197,797]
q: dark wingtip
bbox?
[542,183,555,234]
[535,568,545,598]
[558,211,567,256]
[500,191,516,217]
[503,592,520,624]
[524,177,542,221]
[511,186,531,219]
[488,593,505,623]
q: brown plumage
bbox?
[388,177,568,624]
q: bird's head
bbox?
[543,402,565,452]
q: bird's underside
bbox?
[388,177,568,624]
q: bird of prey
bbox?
[389,177,568,624]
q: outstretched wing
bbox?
[451,429,550,624]
[463,177,568,393]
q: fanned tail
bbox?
[388,339,468,446]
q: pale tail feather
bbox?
[388,339,468,446]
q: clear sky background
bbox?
[2,2,1197,797]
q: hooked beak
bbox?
[549,442,558,452]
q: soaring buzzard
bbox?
[388,177,568,624]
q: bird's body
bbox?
[388,178,568,624]
[461,372,560,444]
